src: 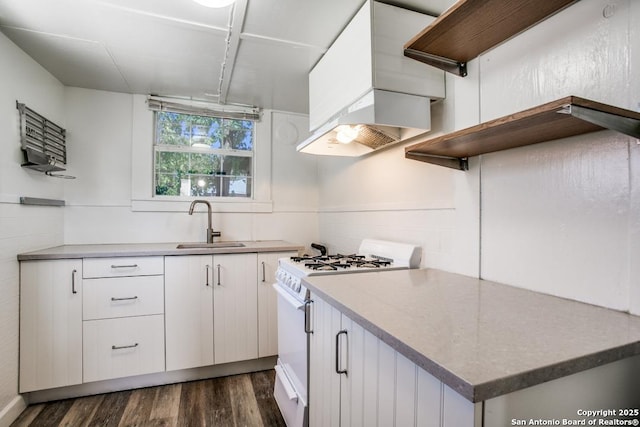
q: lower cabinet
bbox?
[257,251,297,357]
[20,250,296,393]
[165,252,261,370]
[309,293,477,427]
[19,260,83,393]
[82,257,165,382]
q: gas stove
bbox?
[272,239,421,427]
[275,239,422,302]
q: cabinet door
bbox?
[309,294,342,427]
[257,251,296,357]
[213,253,258,364]
[165,255,214,371]
[20,260,83,392]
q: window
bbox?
[153,110,255,198]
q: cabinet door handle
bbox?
[261,261,266,282]
[112,343,139,350]
[110,264,138,269]
[335,330,348,376]
[216,264,221,286]
[71,269,78,294]
[205,264,210,286]
[304,300,313,334]
[110,296,138,301]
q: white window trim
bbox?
[130,95,272,212]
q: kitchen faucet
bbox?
[188,200,221,243]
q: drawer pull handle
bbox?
[112,343,139,350]
[71,269,78,294]
[261,261,266,282]
[217,264,221,286]
[110,296,138,301]
[205,264,210,286]
[110,264,138,269]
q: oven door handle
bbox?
[274,365,298,402]
[272,283,305,310]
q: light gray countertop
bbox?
[302,268,640,403]
[17,240,303,260]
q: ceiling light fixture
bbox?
[192,0,236,8]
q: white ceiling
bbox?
[0,0,454,114]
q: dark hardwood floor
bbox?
[11,370,286,427]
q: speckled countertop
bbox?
[17,240,303,260]
[303,268,640,403]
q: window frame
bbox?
[130,95,273,213]
[152,110,255,199]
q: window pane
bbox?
[189,152,220,175]
[225,119,253,150]
[222,177,252,197]
[156,151,189,174]
[190,175,218,197]
[155,112,190,146]
[221,155,251,176]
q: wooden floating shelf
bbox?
[404,96,640,170]
[404,0,579,76]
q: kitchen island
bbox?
[303,268,640,426]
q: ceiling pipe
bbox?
[217,0,247,104]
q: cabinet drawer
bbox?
[83,275,164,320]
[83,315,165,383]
[83,257,163,278]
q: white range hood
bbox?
[297,0,444,157]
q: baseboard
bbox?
[0,395,27,427]
[24,356,277,404]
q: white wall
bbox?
[0,32,65,426]
[62,88,319,251]
[475,0,639,315]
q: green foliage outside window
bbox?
[154,111,254,197]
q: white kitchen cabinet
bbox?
[82,256,165,382]
[165,253,259,368]
[83,275,164,320]
[308,0,443,130]
[165,255,214,371]
[214,253,258,364]
[257,251,296,358]
[83,315,165,382]
[83,256,164,278]
[309,293,475,427]
[19,260,83,393]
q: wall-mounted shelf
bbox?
[403,0,578,76]
[404,96,640,170]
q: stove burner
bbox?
[291,253,393,270]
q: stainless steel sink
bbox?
[176,242,245,249]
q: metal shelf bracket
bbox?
[405,152,468,170]
[567,105,640,140]
[404,49,467,77]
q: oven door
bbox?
[273,283,308,427]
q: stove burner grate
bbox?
[292,253,393,270]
